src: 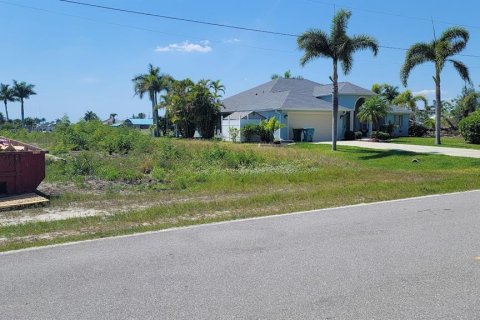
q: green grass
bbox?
[2,136,480,252]
[390,136,480,150]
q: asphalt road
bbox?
[1,191,480,319]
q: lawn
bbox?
[390,136,480,150]
[1,132,480,252]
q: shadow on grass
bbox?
[338,147,422,160]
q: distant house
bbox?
[103,115,117,125]
[221,78,411,142]
[123,118,153,129]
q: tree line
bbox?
[132,64,224,139]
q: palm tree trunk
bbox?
[151,102,158,137]
[164,106,168,136]
[150,91,159,137]
[332,59,339,151]
[21,98,25,126]
[434,74,441,145]
[4,101,9,121]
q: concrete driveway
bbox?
[319,140,480,158]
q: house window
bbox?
[394,115,403,127]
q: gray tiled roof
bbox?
[313,82,375,97]
[222,78,351,113]
[223,111,266,120]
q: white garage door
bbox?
[288,111,332,141]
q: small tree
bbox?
[228,127,240,143]
[357,96,389,136]
[257,117,285,143]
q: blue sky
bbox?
[1,0,480,121]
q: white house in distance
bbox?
[221,78,410,142]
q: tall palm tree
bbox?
[401,27,471,145]
[12,80,36,126]
[0,83,16,121]
[132,64,171,137]
[297,9,378,150]
[357,96,389,136]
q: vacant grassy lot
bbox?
[1,130,480,252]
[391,136,480,150]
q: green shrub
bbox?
[370,131,391,141]
[156,140,189,169]
[101,129,135,155]
[151,167,166,181]
[343,130,355,140]
[68,151,97,176]
[409,123,429,137]
[354,131,363,139]
[201,144,262,169]
[241,124,258,142]
[424,118,435,130]
[459,110,480,144]
[380,123,395,135]
[97,164,143,182]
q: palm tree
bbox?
[401,27,471,145]
[381,84,400,103]
[357,96,389,136]
[12,81,36,126]
[392,90,428,113]
[0,83,16,121]
[297,9,378,150]
[84,110,99,121]
[132,64,171,137]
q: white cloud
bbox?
[413,89,435,97]
[155,40,212,53]
[223,38,240,44]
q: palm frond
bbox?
[400,42,434,86]
[449,59,471,84]
[413,95,428,110]
[297,29,332,66]
[439,27,469,45]
[340,54,353,75]
[331,9,351,41]
[349,34,379,56]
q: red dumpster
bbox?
[0,137,47,196]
